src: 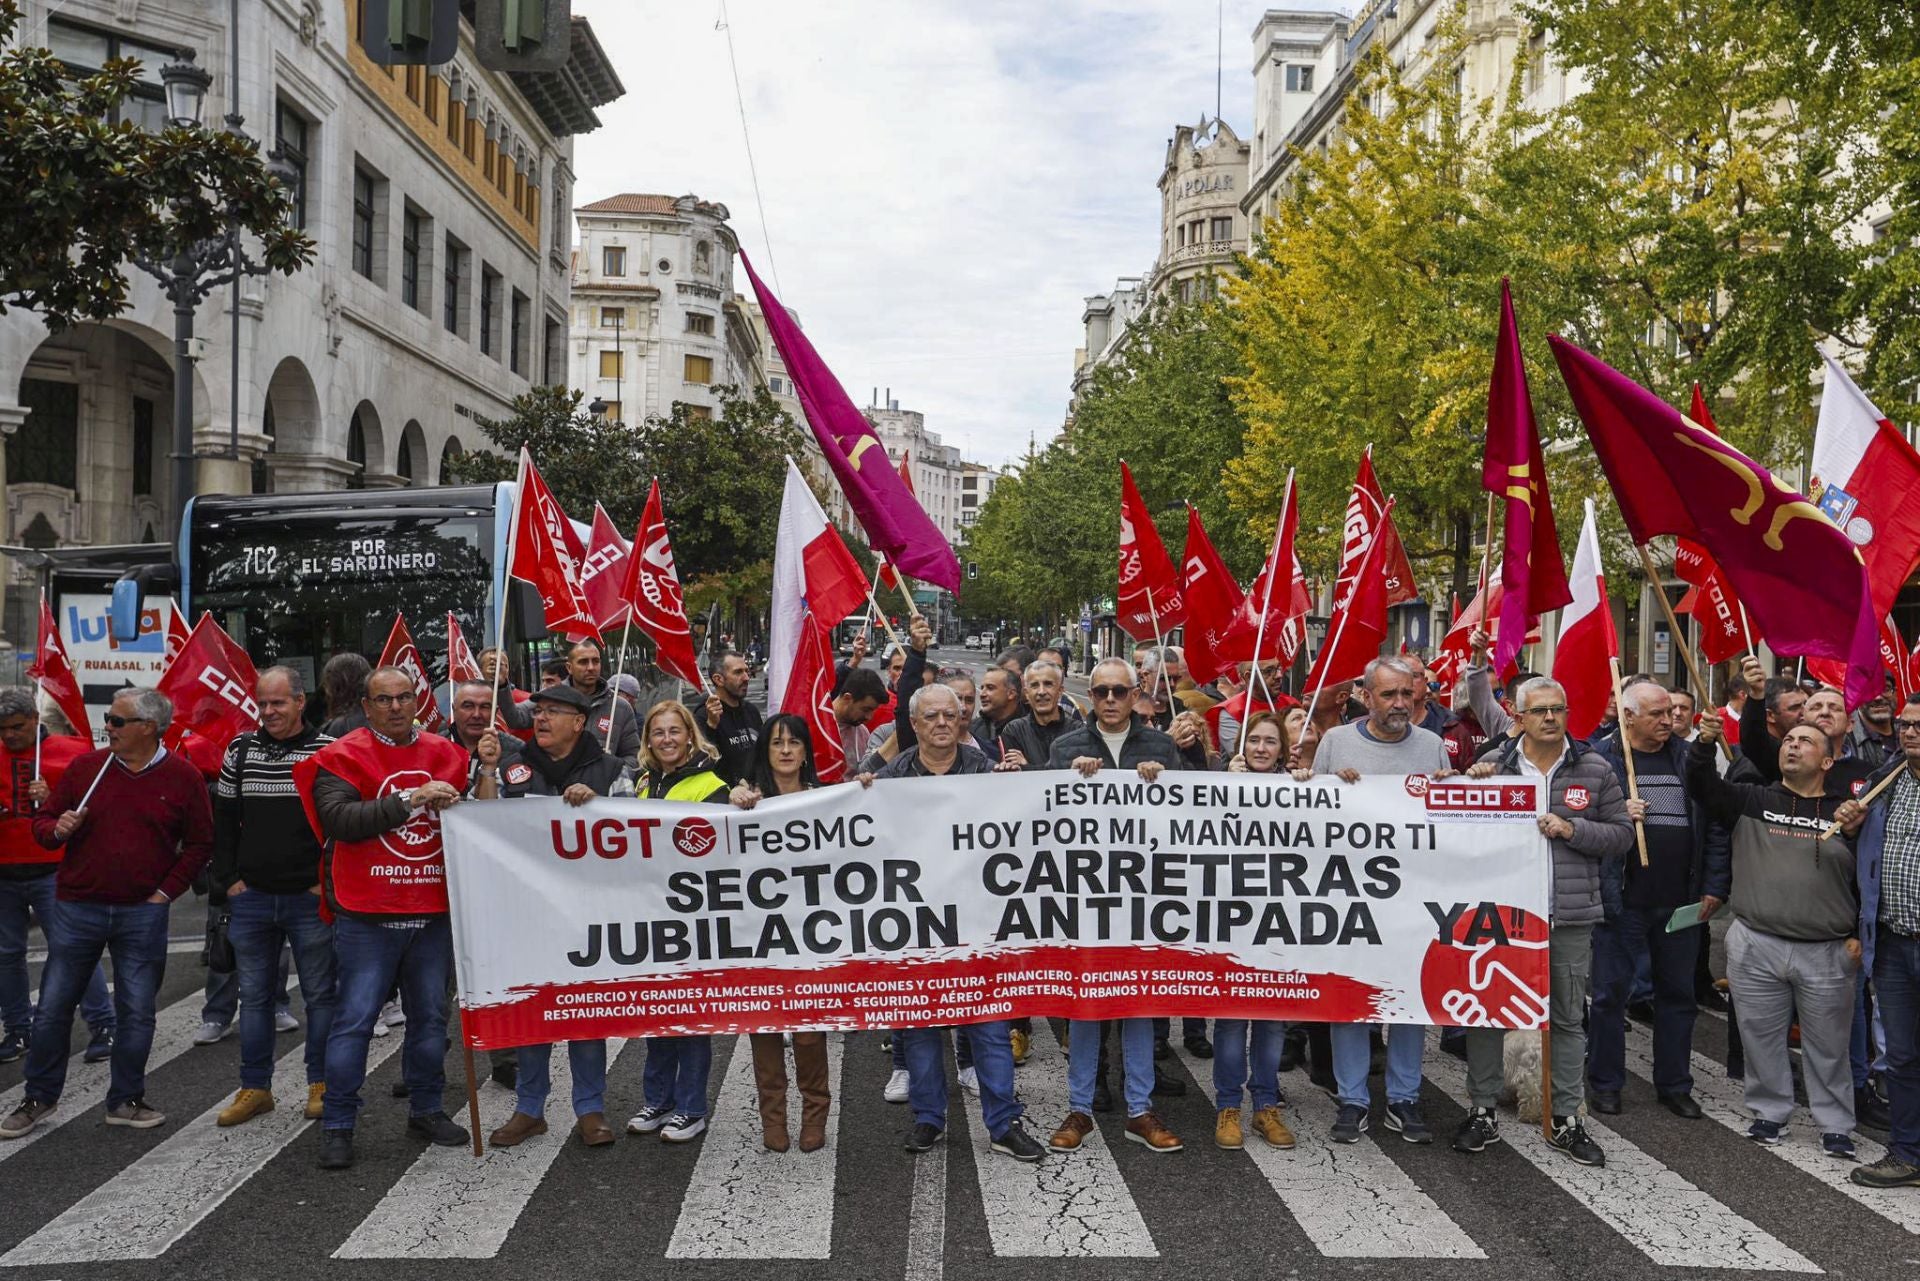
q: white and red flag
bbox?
[768,459,869,713]
[508,448,600,642]
[1811,353,1920,624]
[1115,461,1188,640]
[1551,500,1618,741]
[579,504,634,634]
[622,479,704,688]
[26,591,90,742]
[156,612,260,754]
[446,612,484,685]
[780,613,849,782]
[164,601,190,667]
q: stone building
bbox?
[1151,117,1251,303]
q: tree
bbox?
[0,0,311,328]
[444,385,654,528]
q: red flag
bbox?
[1305,499,1396,692]
[1885,616,1912,705]
[1485,282,1572,678]
[1220,470,1311,666]
[878,557,901,592]
[1550,334,1881,709]
[1115,461,1189,640]
[1339,449,1417,607]
[509,448,600,641]
[780,613,847,783]
[1179,505,1245,685]
[1674,385,1721,587]
[155,613,259,754]
[769,461,870,712]
[446,612,483,685]
[1677,566,1756,665]
[621,479,704,687]
[1552,501,1618,740]
[163,602,190,667]
[579,504,634,633]
[375,614,446,734]
[26,593,90,741]
[898,452,916,496]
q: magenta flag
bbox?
[738,253,962,594]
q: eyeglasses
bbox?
[366,694,414,708]
[1522,704,1568,717]
[102,714,151,728]
[1090,684,1132,701]
[1896,719,1920,734]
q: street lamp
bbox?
[159,49,211,128]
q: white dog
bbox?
[1497,1031,1548,1123]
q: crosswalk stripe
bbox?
[1622,1020,1920,1235]
[0,989,223,1165]
[1174,1040,1483,1258]
[1425,1048,1820,1271]
[331,1038,630,1259]
[666,1034,846,1258]
[2,1019,401,1264]
[951,1025,1157,1257]
[904,1109,947,1281]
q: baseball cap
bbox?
[611,673,642,698]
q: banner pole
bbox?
[490,454,529,730]
[1612,655,1649,868]
[1477,490,1498,607]
[462,1039,483,1159]
[606,617,632,750]
[1635,543,1731,761]
[1146,587,1166,702]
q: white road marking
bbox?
[667,1034,845,1258]
[904,1112,947,1281]
[1427,1050,1819,1271]
[332,1038,628,1260]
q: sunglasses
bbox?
[1090,684,1132,701]
[102,714,151,728]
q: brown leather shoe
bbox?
[575,1112,615,1147]
[1049,1111,1094,1152]
[1125,1111,1183,1152]
[763,1118,791,1152]
[798,1120,826,1152]
[489,1112,547,1148]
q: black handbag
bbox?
[203,905,235,973]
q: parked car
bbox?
[964,635,984,650]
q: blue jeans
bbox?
[1873,931,1920,1166]
[322,915,452,1130]
[0,872,112,1034]
[1591,907,1697,1095]
[642,1036,712,1117]
[904,1021,1021,1136]
[228,890,335,1089]
[23,900,168,1109]
[1213,1019,1285,1111]
[1070,1018,1153,1116]
[1332,1021,1424,1108]
[516,1040,608,1118]
[1153,1016,1207,1042]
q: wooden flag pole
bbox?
[605,617,633,750]
[864,588,906,650]
[1612,655,1649,868]
[1823,764,1905,840]
[1145,586,1168,703]
[1635,544,1732,761]
[1477,491,1499,606]
[462,1041,483,1158]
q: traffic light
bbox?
[475,0,572,72]
[359,0,460,66]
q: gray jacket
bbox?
[1479,735,1634,926]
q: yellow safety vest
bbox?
[658,769,725,803]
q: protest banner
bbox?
[443,772,1551,1050]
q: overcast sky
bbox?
[571,1,1343,467]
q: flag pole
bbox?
[1737,600,1755,659]
[1145,586,1167,702]
[1634,543,1732,760]
[1304,521,1383,727]
[1611,655,1649,867]
[864,588,905,650]
[1247,474,1291,713]
[606,616,632,750]
[33,587,46,775]
[1476,490,1498,607]
[490,451,529,730]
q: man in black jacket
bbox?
[999,660,1084,771]
[500,640,640,762]
[698,651,763,784]
[210,667,336,1130]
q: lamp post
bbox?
[137,49,298,545]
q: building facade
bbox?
[1068,277,1146,424]
[567,193,763,425]
[1150,118,1251,303]
[0,0,621,642]
[866,398,965,550]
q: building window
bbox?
[396,433,414,483]
[1211,216,1233,242]
[599,306,626,328]
[7,379,79,489]
[401,209,422,309]
[404,64,423,104]
[1285,64,1314,93]
[551,186,567,253]
[424,74,439,123]
[352,168,377,278]
[443,234,468,336]
[769,376,783,394]
[439,437,463,484]
[464,114,478,161]
[47,19,177,132]
[695,241,712,274]
[684,355,713,385]
[686,312,714,336]
[446,86,461,144]
[346,411,367,488]
[1176,223,1186,248]
[1527,28,1548,96]
[599,350,623,379]
[680,404,713,421]
[597,400,621,422]
[510,290,528,375]
[603,246,626,277]
[479,266,501,357]
[275,101,310,230]
[132,396,154,495]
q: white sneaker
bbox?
[274,1009,299,1034]
[661,1112,707,1143]
[370,1017,390,1038]
[192,1020,232,1046]
[884,1068,911,1104]
[379,1000,406,1027]
[958,1066,980,1096]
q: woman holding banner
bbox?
[1213,712,1298,1151]
[729,714,834,1153]
[625,702,729,1144]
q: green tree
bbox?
[445,385,654,528]
[0,0,311,328]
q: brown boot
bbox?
[792,1031,831,1152]
[489,1112,547,1148]
[575,1111,616,1147]
[750,1032,790,1152]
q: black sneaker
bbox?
[991,1123,1046,1163]
[904,1122,943,1153]
[318,1128,355,1169]
[0,1028,27,1064]
[1152,1037,1172,1060]
[1150,1065,1186,1098]
[490,1059,518,1090]
[390,1080,410,1099]
[1309,1067,1339,1100]
[82,1027,112,1064]
[1856,1086,1893,1132]
[407,1111,470,1146]
[1183,1034,1214,1060]
[1383,1101,1433,1144]
[1452,1106,1501,1153]
[1330,1104,1369,1144]
[1091,1075,1114,1113]
[1548,1115,1605,1166]
[1851,1154,1920,1188]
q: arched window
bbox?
[396,433,414,483]
[251,396,276,494]
[440,437,464,484]
[347,410,367,489]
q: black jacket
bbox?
[498,736,631,798]
[1589,734,1732,913]
[1739,694,1873,797]
[1045,716,1197,771]
[1001,706,1086,771]
[877,742,994,778]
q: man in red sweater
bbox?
[0,687,213,1139]
[0,688,113,1066]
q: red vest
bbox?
[296,729,469,916]
[0,734,88,867]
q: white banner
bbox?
[443,772,1551,1049]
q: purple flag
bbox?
[739,253,962,594]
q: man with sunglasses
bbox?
[2,688,212,1140]
[1460,677,1633,1165]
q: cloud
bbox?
[571,2,1342,466]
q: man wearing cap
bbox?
[499,640,640,763]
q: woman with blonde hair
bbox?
[625,700,729,1144]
